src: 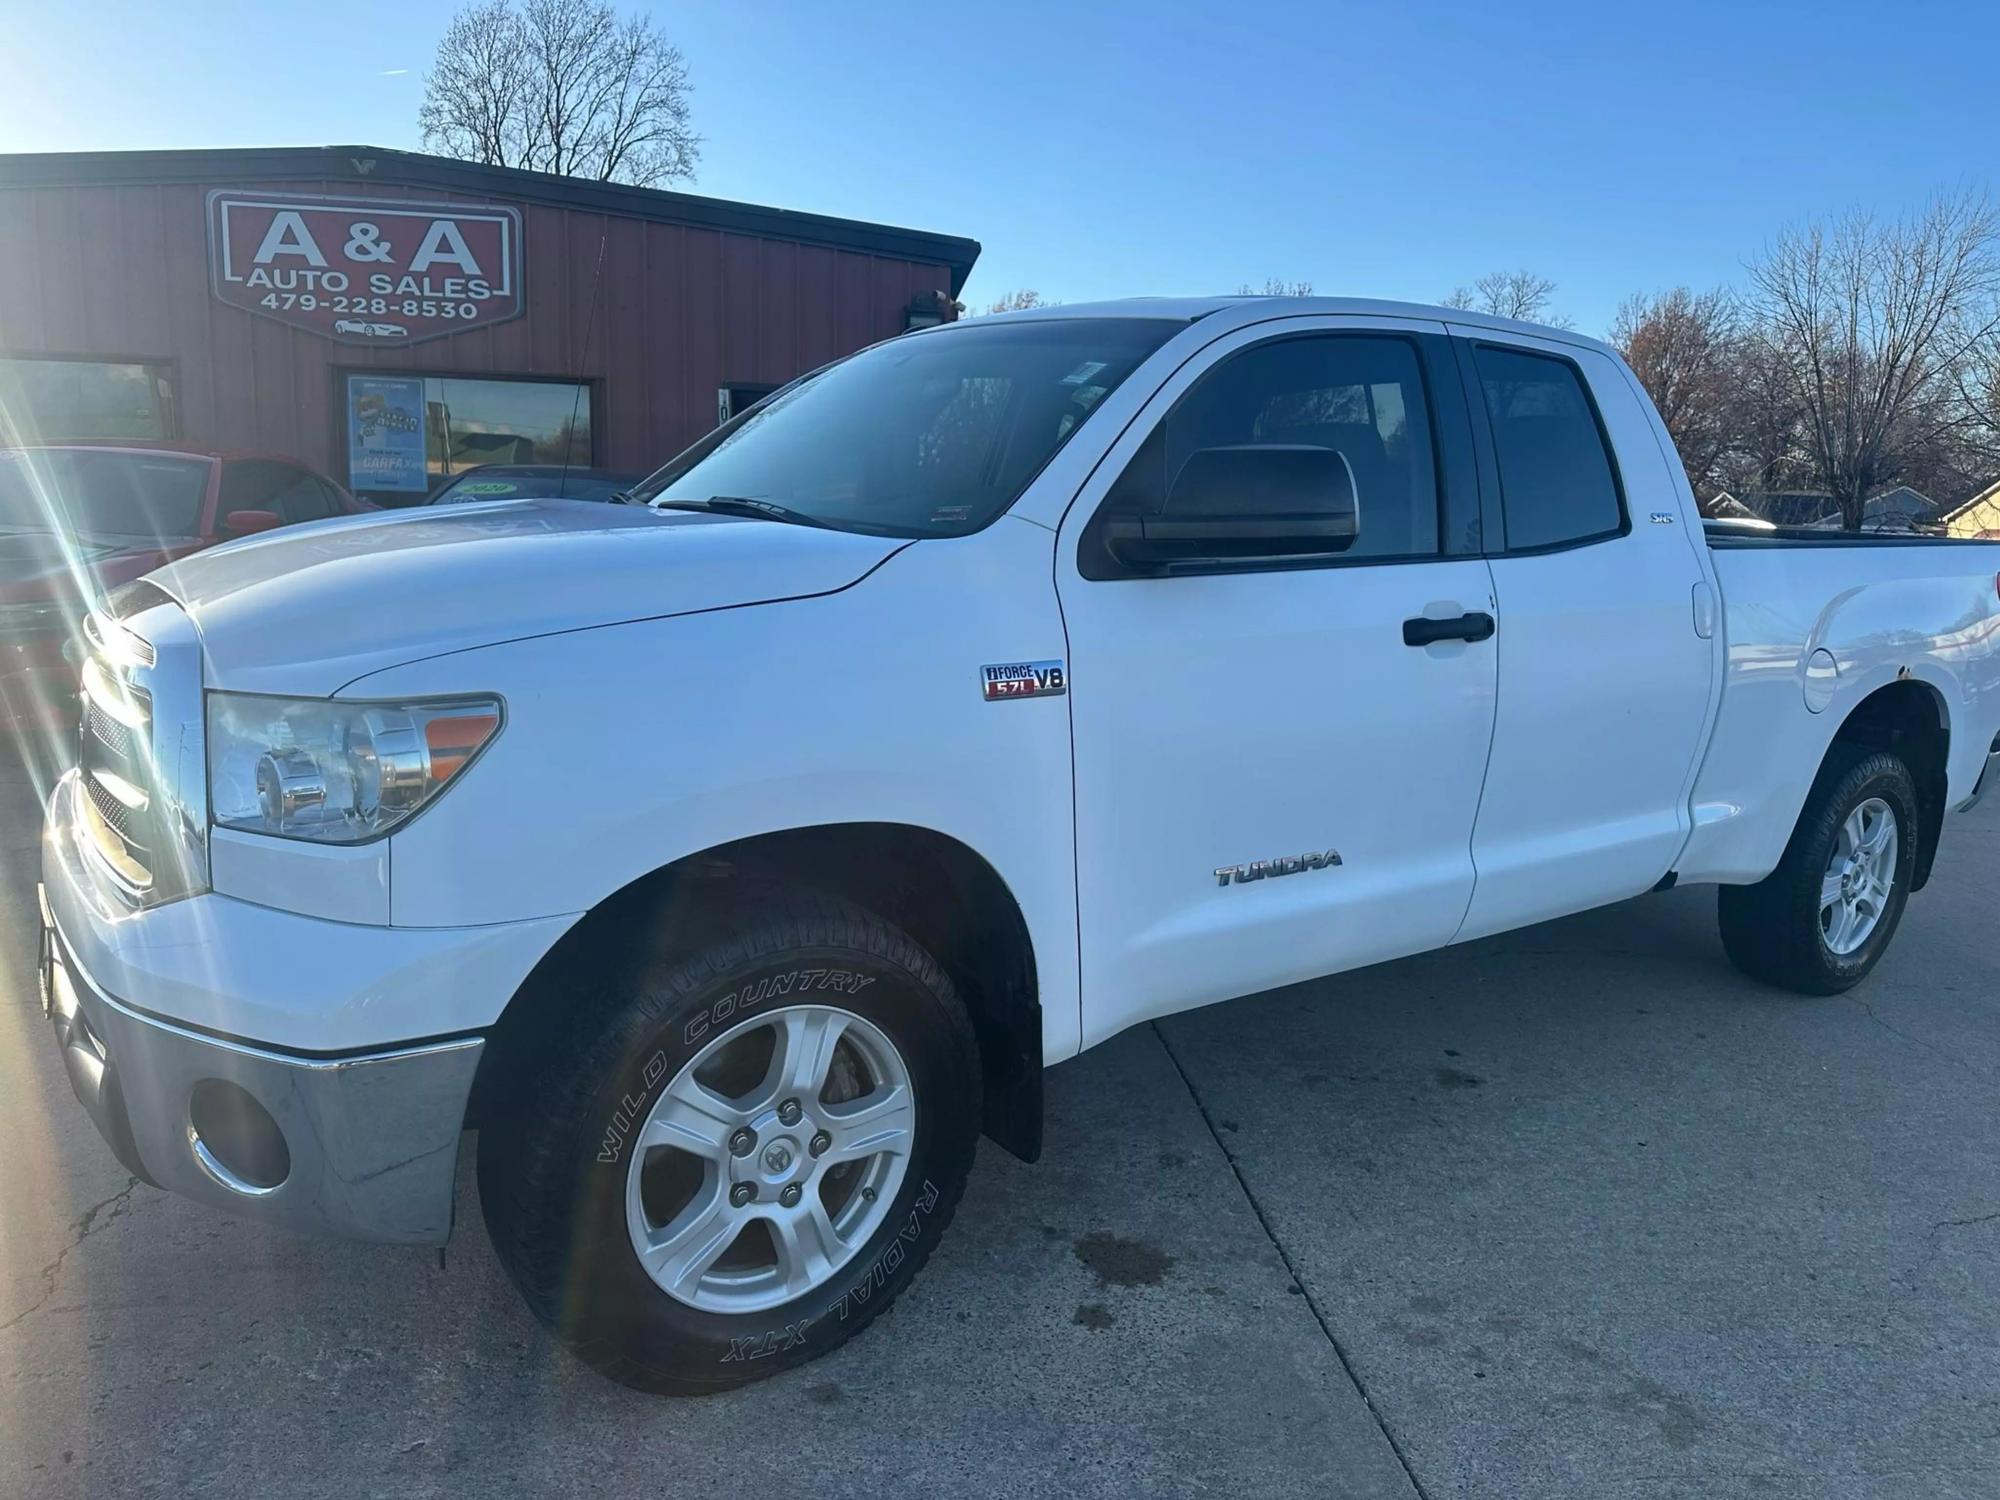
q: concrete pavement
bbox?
[3,741,1997,1497]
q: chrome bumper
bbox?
[40,890,482,1245]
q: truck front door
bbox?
[1056,316,1499,1047]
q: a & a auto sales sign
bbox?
[207,191,524,345]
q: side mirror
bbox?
[221,509,282,538]
[1102,445,1359,572]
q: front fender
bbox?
[351,520,1084,1061]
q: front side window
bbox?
[273,472,335,524]
[0,357,177,442]
[633,319,1181,538]
[1083,333,1442,574]
[0,448,208,539]
[1471,344,1624,551]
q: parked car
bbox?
[37,298,2000,1396]
[426,464,641,506]
[0,443,373,732]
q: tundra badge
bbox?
[982,660,1067,701]
[1214,849,1343,887]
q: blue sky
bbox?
[2,0,1994,333]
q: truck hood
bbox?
[146,500,907,694]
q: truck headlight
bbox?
[207,693,502,844]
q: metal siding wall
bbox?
[0,177,954,478]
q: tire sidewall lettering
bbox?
[681,968,877,1047]
[715,1177,943,1363]
[595,969,879,1165]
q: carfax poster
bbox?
[346,376,428,493]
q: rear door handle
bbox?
[1402,611,1495,647]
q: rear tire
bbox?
[1718,744,1918,994]
[478,888,980,1394]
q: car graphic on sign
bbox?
[333,319,410,339]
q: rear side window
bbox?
[1471,345,1623,551]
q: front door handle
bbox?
[1402,611,1495,647]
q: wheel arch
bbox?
[1825,677,1950,890]
[470,821,1044,1162]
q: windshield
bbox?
[632,318,1180,537]
[428,468,638,505]
[0,448,209,539]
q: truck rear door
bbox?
[1448,330,1716,941]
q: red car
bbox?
[0,443,375,733]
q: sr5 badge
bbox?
[982,660,1067,701]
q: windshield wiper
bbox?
[650,495,827,529]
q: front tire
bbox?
[1718,745,1919,994]
[479,889,980,1394]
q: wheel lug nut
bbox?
[779,1184,802,1208]
[729,1128,756,1157]
[777,1098,803,1126]
[809,1131,831,1158]
[730,1183,755,1207]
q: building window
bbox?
[0,356,177,441]
[343,372,593,500]
[717,383,780,426]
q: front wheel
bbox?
[479,890,981,1394]
[1718,745,1919,994]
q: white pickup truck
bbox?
[38,297,2000,1392]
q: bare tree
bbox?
[1726,330,1812,496]
[1236,278,1314,296]
[421,0,699,186]
[1444,269,1572,328]
[982,290,1052,315]
[1955,325,2000,468]
[1747,190,2000,529]
[1611,287,1744,501]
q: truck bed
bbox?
[1705,520,2000,550]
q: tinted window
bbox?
[1472,345,1623,550]
[0,449,208,538]
[1089,334,1440,568]
[0,358,177,441]
[634,319,1179,538]
[219,460,288,513]
[267,468,335,524]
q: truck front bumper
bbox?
[39,775,486,1245]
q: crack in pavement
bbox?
[1847,996,1998,1085]
[1152,1021,1430,1500]
[0,1176,147,1332]
[1904,1207,2000,1286]
[1932,1210,2000,1233]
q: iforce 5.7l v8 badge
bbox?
[981,660,1067,701]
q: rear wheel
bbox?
[479,890,980,1394]
[1718,745,1919,994]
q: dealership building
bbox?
[0,145,979,502]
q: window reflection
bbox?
[0,358,177,441]
[423,377,592,488]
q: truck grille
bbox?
[83,695,137,760]
[77,618,159,895]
